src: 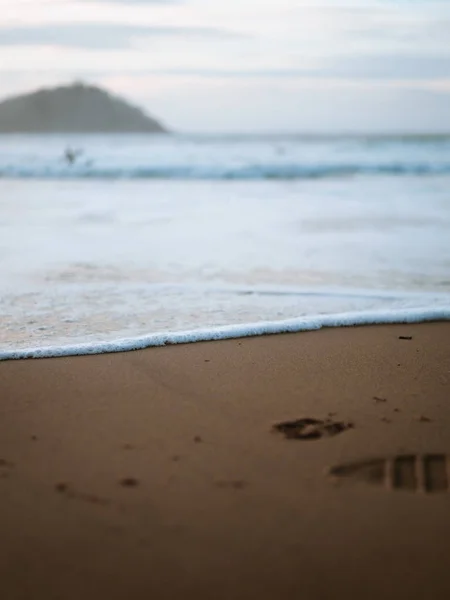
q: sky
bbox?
[0,0,449,132]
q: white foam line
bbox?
[1,307,449,361]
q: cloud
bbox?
[0,23,240,49]
[64,55,450,80]
[1,55,449,81]
[80,0,180,3]
[161,56,450,80]
[78,0,182,4]
[321,55,450,80]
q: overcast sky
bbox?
[1,0,449,132]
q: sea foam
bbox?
[1,307,449,361]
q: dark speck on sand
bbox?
[120,478,139,488]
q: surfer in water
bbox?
[64,147,83,165]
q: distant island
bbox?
[0,83,168,133]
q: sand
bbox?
[1,322,450,599]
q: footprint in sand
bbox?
[273,418,354,441]
[329,454,449,494]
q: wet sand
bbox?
[1,322,450,599]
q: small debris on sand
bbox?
[120,477,139,488]
[398,336,413,340]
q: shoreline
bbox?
[2,306,450,360]
[1,322,450,599]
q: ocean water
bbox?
[1,134,449,358]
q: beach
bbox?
[1,321,450,599]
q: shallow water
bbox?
[1,134,449,355]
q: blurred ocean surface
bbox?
[1,133,449,352]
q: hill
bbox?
[0,83,168,133]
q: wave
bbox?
[2,307,449,361]
[2,161,450,180]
